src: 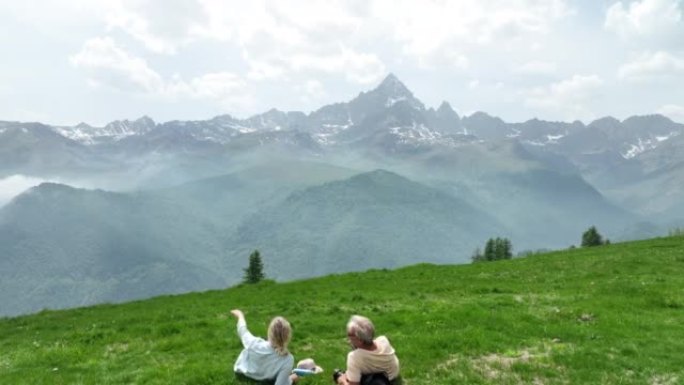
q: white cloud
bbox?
[168,72,246,99]
[618,51,684,81]
[192,1,384,84]
[246,59,287,81]
[70,37,164,93]
[524,74,604,121]
[289,47,385,84]
[657,104,684,123]
[370,0,572,60]
[215,0,570,80]
[605,0,683,40]
[4,0,680,123]
[515,60,557,75]
[0,0,114,30]
[244,46,385,85]
[167,72,254,112]
[445,51,470,70]
[71,37,252,110]
[87,0,569,83]
[295,80,327,104]
[104,0,208,54]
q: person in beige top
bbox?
[333,315,401,385]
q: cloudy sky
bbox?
[1,0,683,126]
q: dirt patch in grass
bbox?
[104,342,130,358]
[0,356,10,370]
[650,374,679,385]
[434,340,571,385]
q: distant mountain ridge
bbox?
[23,74,681,161]
[3,76,682,195]
[5,75,676,217]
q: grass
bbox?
[1,236,683,384]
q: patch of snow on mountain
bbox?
[506,127,521,138]
[322,123,352,129]
[621,132,679,158]
[386,96,407,107]
[389,123,476,148]
[313,114,355,145]
[390,123,441,142]
[656,131,679,142]
[546,133,565,143]
[314,133,336,145]
[233,125,255,134]
[521,132,566,146]
[314,122,353,145]
[623,140,648,158]
[52,126,98,144]
[53,119,155,144]
[523,139,546,146]
[190,123,247,143]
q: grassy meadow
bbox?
[1,236,683,385]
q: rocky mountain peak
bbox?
[437,101,459,119]
[588,116,621,128]
[103,116,156,137]
[75,122,93,129]
[134,116,156,130]
[374,73,414,100]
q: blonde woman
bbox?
[231,309,299,385]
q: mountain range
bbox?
[1,74,683,316]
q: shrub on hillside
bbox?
[581,226,605,247]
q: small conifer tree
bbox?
[243,249,265,284]
[484,238,496,261]
[501,238,513,259]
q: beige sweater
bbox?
[346,336,400,382]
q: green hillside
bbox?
[1,236,683,385]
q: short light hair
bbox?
[268,316,291,356]
[347,315,375,345]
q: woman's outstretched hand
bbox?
[230,309,245,319]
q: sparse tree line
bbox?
[243,225,679,275]
[669,227,684,237]
[471,237,512,262]
[472,225,611,263]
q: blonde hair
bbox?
[268,316,291,356]
[347,315,375,345]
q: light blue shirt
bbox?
[233,318,294,385]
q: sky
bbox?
[1,0,683,126]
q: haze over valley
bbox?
[2,74,683,316]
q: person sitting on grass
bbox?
[332,315,401,385]
[231,309,300,385]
